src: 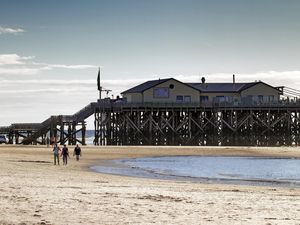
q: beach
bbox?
[1,145,300,225]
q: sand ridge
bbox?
[1,145,300,225]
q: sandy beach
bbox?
[1,145,300,225]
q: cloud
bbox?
[33,63,97,70]
[0,67,41,75]
[47,64,97,69]
[0,26,25,35]
[0,54,97,75]
[0,54,34,65]
[174,71,300,88]
[0,87,95,94]
[0,79,95,85]
[2,71,300,96]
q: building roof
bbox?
[121,78,281,94]
[188,82,260,93]
[121,78,200,94]
[121,78,172,94]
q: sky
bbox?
[1,0,300,128]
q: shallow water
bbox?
[91,156,300,187]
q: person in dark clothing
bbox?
[73,144,82,161]
[61,144,69,165]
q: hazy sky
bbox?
[1,0,300,127]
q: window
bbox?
[258,95,263,103]
[176,95,183,102]
[153,87,169,98]
[216,96,225,102]
[200,96,209,102]
[169,84,174,89]
[184,96,191,103]
[269,95,274,102]
[176,95,191,102]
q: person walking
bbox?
[61,144,69,165]
[53,144,61,165]
[73,144,82,161]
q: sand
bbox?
[1,145,300,225]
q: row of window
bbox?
[176,95,191,103]
[153,87,276,103]
[175,95,276,103]
[176,96,209,103]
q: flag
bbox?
[97,67,101,91]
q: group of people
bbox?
[53,144,82,165]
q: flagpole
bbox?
[97,67,102,100]
[99,67,101,100]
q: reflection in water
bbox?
[91,156,300,187]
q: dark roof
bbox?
[188,82,260,93]
[122,79,281,94]
[121,78,172,94]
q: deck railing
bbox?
[95,99,300,110]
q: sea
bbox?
[91,156,300,187]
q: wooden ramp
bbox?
[0,102,97,145]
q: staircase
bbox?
[72,102,97,122]
[21,116,61,144]
[20,102,98,144]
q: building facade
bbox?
[121,78,282,106]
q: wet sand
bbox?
[1,145,300,224]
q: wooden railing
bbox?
[94,100,300,110]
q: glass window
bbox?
[269,95,274,102]
[184,96,191,103]
[176,95,183,102]
[153,87,169,98]
[200,96,209,102]
[216,96,225,102]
